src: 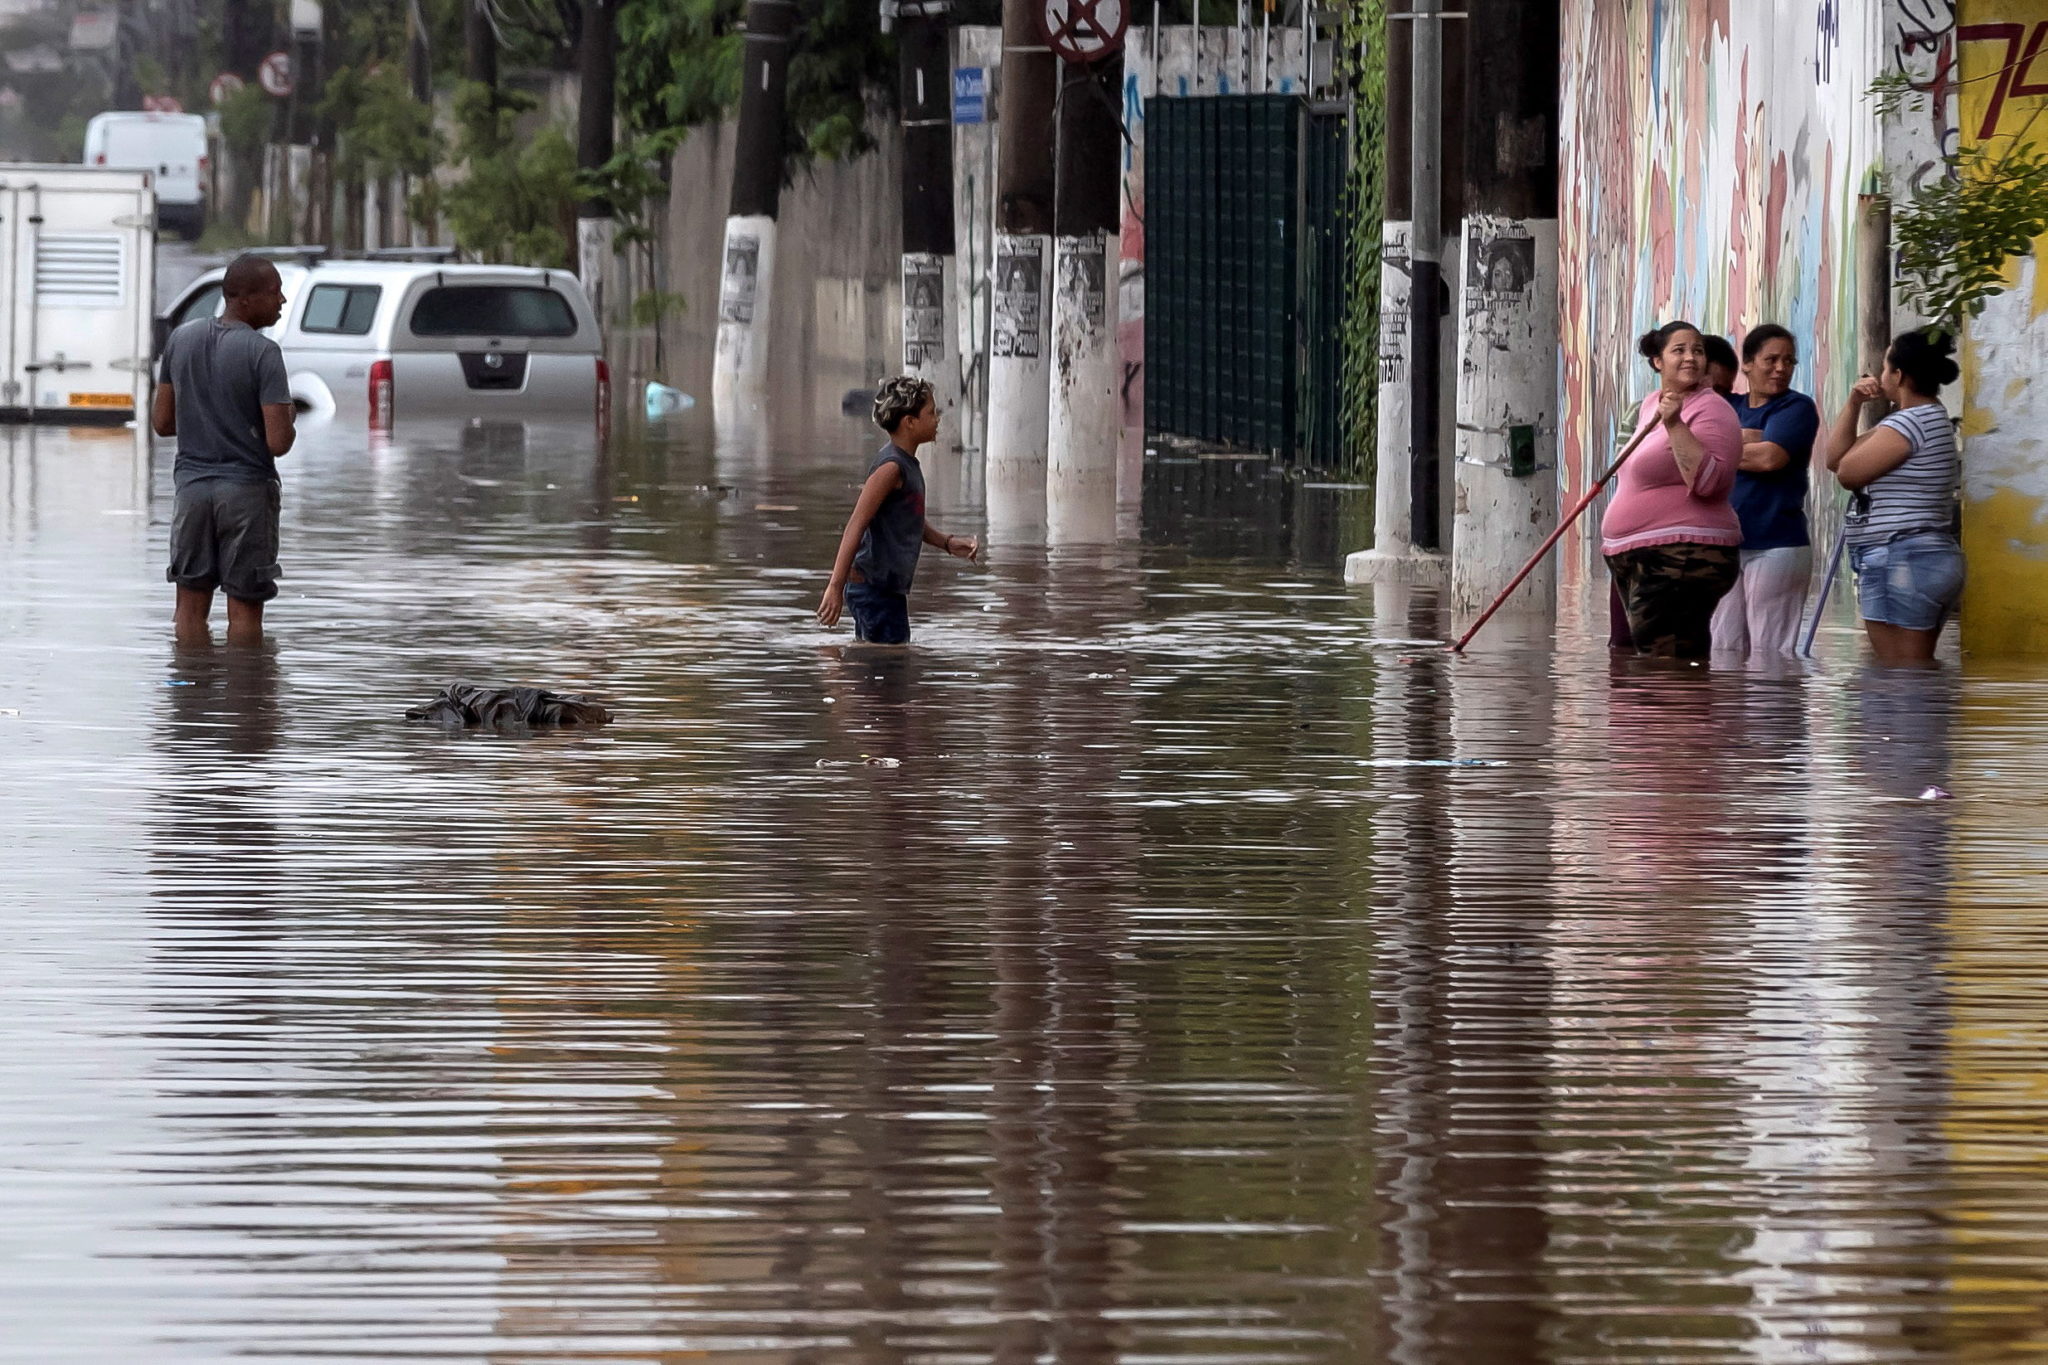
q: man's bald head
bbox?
[222,254,280,298]
[220,254,286,329]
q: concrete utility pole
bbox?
[285,1,322,245]
[403,0,432,245]
[713,0,798,418]
[984,0,1059,539]
[1407,0,1443,556]
[464,0,498,97]
[576,0,618,339]
[1045,51,1122,545]
[896,0,961,454]
[1348,0,1434,584]
[1448,0,1559,615]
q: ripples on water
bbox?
[3,412,2047,1363]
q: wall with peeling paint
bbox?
[1956,0,2048,656]
[1558,0,1883,583]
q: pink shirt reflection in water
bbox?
[1600,387,1745,556]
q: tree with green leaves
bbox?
[1874,67,2048,336]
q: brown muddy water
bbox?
[4,410,2048,1364]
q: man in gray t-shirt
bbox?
[152,254,295,644]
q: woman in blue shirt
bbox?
[1710,324,1821,655]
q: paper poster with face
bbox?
[903,254,945,367]
[993,243,1043,359]
[719,235,760,325]
[1056,236,1108,331]
[1466,230,1535,311]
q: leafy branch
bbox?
[1873,64,2048,333]
[1894,136,2048,334]
[580,131,689,336]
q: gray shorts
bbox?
[166,478,281,603]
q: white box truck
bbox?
[83,111,208,240]
[0,165,158,425]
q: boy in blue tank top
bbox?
[816,376,978,643]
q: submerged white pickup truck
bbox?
[158,254,608,427]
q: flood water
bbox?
[5,409,2048,1364]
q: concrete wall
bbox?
[1558,0,1882,575]
[650,118,904,449]
[1956,0,2048,656]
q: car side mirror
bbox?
[152,316,170,358]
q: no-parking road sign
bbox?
[1037,0,1126,64]
[258,51,293,98]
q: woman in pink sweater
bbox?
[1600,321,1745,658]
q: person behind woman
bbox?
[1703,333,1739,396]
[1711,323,1820,655]
[1600,321,1745,658]
[1826,328,1963,665]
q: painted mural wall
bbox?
[1558,0,1882,571]
[1956,0,2048,656]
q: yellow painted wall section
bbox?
[1942,675,2048,1353]
[1958,2,2048,657]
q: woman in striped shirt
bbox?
[1826,329,1964,664]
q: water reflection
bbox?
[2,416,2046,1360]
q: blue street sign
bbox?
[953,67,987,124]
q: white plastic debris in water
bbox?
[1918,785,1953,800]
[645,382,696,419]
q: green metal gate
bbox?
[1146,96,1350,468]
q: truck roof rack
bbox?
[244,245,330,264]
[363,246,460,263]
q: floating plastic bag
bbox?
[645,382,695,419]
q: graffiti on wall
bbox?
[1955,0,2048,655]
[1889,0,1962,190]
[1558,0,1878,546]
[1956,19,2048,135]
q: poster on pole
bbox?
[719,234,760,324]
[903,254,946,367]
[992,242,1043,359]
[1057,234,1107,331]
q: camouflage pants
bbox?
[1605,544,1740,659]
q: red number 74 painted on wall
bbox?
[1959,21,2048,139]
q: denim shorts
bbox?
[1850,531,1964,632]
[844,582,911,644]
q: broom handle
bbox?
[1800,527,1847,657]
[1449,416,1660,654]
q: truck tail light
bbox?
[369,359,393,429]
[595,357,611,433]
[94,153,106,165]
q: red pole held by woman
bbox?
[1448,420,1660,654]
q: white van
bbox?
[0,165,158,424]
[160,259,608,424]
[83,112,208,239]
